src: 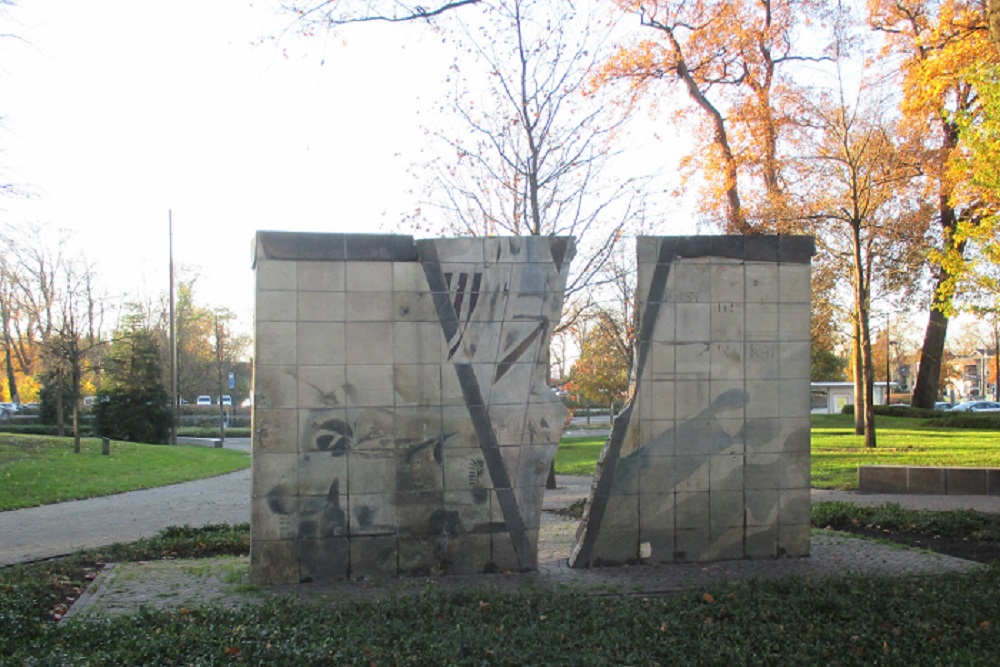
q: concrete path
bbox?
[0,469,251,566]
[4,449,1000,568]
[0,437,253,567]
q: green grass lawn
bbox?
[812,414,1000,489]
[555,415,1000,490]
[554,434,607,476]
[5,415,997,510]
[0,434,250,511]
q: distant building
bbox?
[946,350,996,402]
[810,382,898,415]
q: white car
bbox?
[948,401,1000,413]
[196,395,212,406]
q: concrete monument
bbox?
[251,232,574,584]
[570,236,813,567]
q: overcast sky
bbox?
[0,1,689,333]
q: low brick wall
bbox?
[858,465,1000,496]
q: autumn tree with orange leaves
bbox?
[598,0,834,233]
[868,0,1000,409]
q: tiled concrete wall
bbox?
[570,236,813,567]
[251,233,574,584]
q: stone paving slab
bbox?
[65,513,983,620]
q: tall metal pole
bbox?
[169,211,178,445]
[885,316,891,406]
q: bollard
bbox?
[101,437,110,456]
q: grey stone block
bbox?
[345,261,393,292]
[744,236,780,262]
[673,528,713,562]
[745,489,780,527]
[745,525,778,558]
[256,321,297,366]
[707,525,745,560]
[989,469,1000,496]
[253,408,298,454]
[350,536,398,579]
[348,492,399,536]
[298,259,346,291]
[252,495,299,542]
[709,490,744,530]
[297,366,346,410]
[590,529,640,566]
[947,468,989,495]
[779,264,811,302]
[300,538,350,582]
[343,322,391,365]
[297,452,347,497]
[257,289,297,322]
[298,291,345,322]
[250,540,299,584]
[745,303,779,341]
[676,303,711,342]
[777,236,815,264]
[345,291,393,322]
[297,322,346,366]
[858,466,909,493]
[746,263,779,302]
[778,524,811,557]
[254,257,297,290]
[908,467,947,494]
[344,234,419,262]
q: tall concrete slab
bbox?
[251,233,573,584]
[570,235,814,567]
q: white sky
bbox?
[0,1,690,335]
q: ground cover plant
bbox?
[814,501,1000,564]
[0,434,250,510]
[2,522,999,665]
[811,414,1000,489]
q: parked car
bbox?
[934,401,953,410]
[948,401,1000,413]
[219,395,232,406]
[196,395,212,406]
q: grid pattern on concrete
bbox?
[572,236,814,567]
[252,233,574,583]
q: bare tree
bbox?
[38,260,106,451]
[794,70,928,446]
[281,0,480,27]
[410,0,644,303]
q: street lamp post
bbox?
[886,319,891,406]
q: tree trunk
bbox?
[852,225,876,447]
[852,318,864,435]
[72,402,80,454]
[55,390,65,438]
[911,288,949,409]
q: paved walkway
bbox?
[5,451,1000,618]
[0,439,252,567]
[6,458,1000,568]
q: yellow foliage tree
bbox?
[569,310,632,410]
[868,0,1000,408]
[598,0,832,233]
